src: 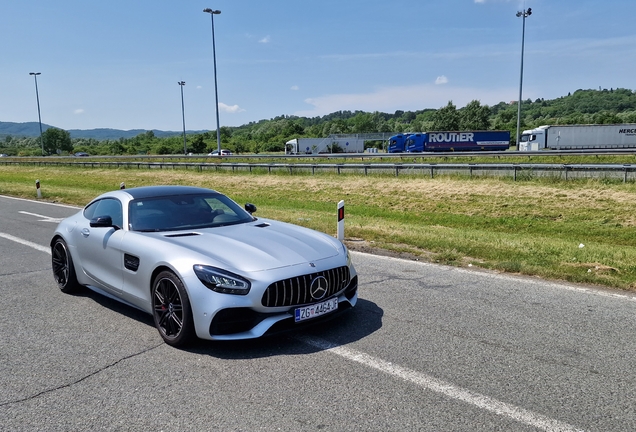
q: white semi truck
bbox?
[519,124,636,151]
[285,137,365,154]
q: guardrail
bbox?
[3,148,636,161]
[2,159,636,182]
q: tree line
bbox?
[3,88,636,156]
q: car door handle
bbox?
[81,228,90,237]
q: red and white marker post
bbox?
[337,200,345,241]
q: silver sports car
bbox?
[51,185,358,346]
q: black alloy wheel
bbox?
[152,271,195,347]
[51,238,81,293]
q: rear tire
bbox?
[152,271,195,347]
[51,238,81,294]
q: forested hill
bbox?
[216,87,636,152]
[3,88,636,155]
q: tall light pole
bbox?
[203,8,222,154]
[29,72,45,156]
[515,7,532,150]
[178,81,187,155]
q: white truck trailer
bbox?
[285,137,365,154]
[519,124,636,151]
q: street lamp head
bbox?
[29,72,41,76]
[203,8,221,14]
[178,81,185,85]
[517,8,532,18]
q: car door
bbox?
[74,198,125,294]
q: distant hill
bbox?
[0,121,51,137]
[0,121,208,140]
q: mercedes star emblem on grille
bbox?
[309,276,328,300]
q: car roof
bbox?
[117,185,219,200]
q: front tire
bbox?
[51,238,81,294]
[152,271,195,347]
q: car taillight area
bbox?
[261,266,351,307]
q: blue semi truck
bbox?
[387,131,510,152]
[387,133,412,153]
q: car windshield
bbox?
[129,192,254,232]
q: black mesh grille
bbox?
[261,266,351,307]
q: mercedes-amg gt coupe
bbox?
[51,185,358,346]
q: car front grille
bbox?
[261,266,351,308]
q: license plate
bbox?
[294,297,338,322]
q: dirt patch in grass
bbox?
[567,262,621,274]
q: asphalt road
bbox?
[1,194,635,431]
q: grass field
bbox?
[1,164,635,291]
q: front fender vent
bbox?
[124,254,140,272]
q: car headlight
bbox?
[193,265,251,295]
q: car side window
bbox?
[84,198,123,228]
[83,201,99,220]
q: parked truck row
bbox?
[286,124,636,155]
[519,124,636,151]
[387,131,511,153]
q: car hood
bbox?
[156,219,342,273]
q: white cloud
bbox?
[435,75,449,85]
[291,85,299,91]
[295,84,516,118]
[218,103,246,114]
[259,36,271,44]
[196,85,203,90]
[73,109,84,115]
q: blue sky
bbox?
[2,0,635,131]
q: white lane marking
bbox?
[0,194,80,209]
[18,211,64,223]
[0,233,51,255]
[299,336,584,432]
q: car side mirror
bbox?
[90,215,119,230]
[244,203,257,215]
